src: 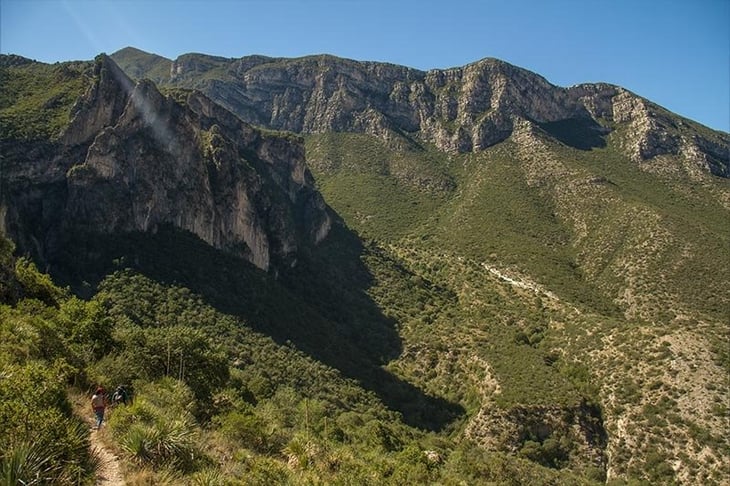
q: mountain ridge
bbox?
[110,47,728,179]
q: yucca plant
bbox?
[151,419,197,468]
[120,423,154,464]
[189,468,225,486]
[282,435,321,470]
[0,416,96,485]
[120,419,197,471]
[0,441,57,486]
[124,466,182,485]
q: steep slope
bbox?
[306,127,730,483]
[110,48,729,484]
[1,54,331,275]
[109,46,172,85]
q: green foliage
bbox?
[80,267,561,484]
[1,441,66,486]
[0,237,19,304]
[14,258,67,306]
[120,421,197,469]
[0,246,111,484]
[105,324,229,403]
[307,134,619,317]
[558,361,601,407]
[160,86,195,105]
[555,135,730,322]
[305,133,453,240]
[443,443,598,486]
[519,435,572,469]
[56,297,114,363]
[0,264,111,378]
[110,379,203,472]
[643,450,678,485]
[188,468,225,486]
[0,361,95,484]
[214,406,268,452]
[0,60,91,140]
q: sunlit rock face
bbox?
[4,55,331,272]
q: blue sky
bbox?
[2,0,728,131]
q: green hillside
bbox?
[303,128,729,483]
[1,228,614,484]
[109,47,172,85]
[0,58,91,140]
[305,129,730,323]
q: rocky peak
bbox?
[0,54,37,67]
[567,83,729,177]
[170,52,232,82]
[63,54,135,146]
[2,56,331,273]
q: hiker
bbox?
[112,384,129,406]
[91,387,107,429]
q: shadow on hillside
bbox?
[538,117,608,150]
[52,222,464,432]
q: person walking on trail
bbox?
[91,387,107,430]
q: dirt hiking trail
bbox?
[90,426,125,486]
[71,390,125,485]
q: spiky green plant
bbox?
[0,441,57,486]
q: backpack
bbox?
[91,393,104,408]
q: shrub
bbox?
[215,408,268,452]
[0,441,59,485]
[14,258,66,306]
[189,468,225,486]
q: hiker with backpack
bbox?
[111,384,129,406]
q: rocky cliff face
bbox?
[112,49,729,178]
[2,54,331,272]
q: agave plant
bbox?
[120,423,154,464]
[0,417,96,486]
[151,419,197,467]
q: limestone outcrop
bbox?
[2,54,331,272]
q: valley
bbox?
[1,49,728,485]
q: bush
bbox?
[215,407,268,452]
[14,258,66,307]
[120,420,197,470]
[104,324,229,405]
